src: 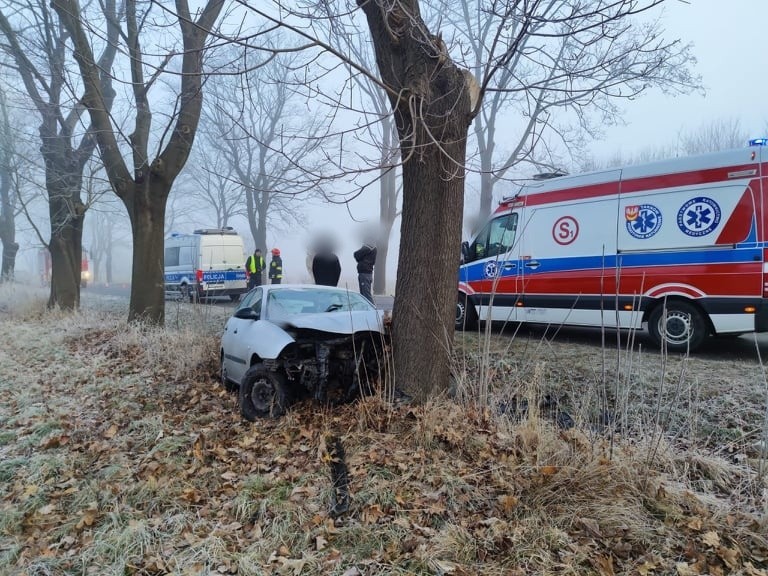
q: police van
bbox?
[458,140,768,352]
[164,228,247,301]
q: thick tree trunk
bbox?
[45,175,85,309]
[359,0,472,401]
[392,141,466,401]
[48,226,82,308]
[125,183,167,323]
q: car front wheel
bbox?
[239,363,290,420]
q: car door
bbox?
[222,287,263,383]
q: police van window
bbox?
[165,247,179,267]
[470,213,517,260]
[179,246,194,267]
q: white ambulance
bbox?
[457,140,768,352]
[164,228,247,302]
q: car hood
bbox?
[271,310,385,335]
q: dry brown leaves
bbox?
[0,316,767,575]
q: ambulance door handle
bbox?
[503,263,516,270]
[524,260,541,269]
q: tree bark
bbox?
[48,216,82,308]
[42,148,86,310]
[126,183,167,322]
[358,0,471,401]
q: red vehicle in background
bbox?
[38,248,91,288]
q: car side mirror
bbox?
[234,307,259,321]
[461,241,470,264]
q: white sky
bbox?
[591,0,768,157]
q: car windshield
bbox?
[266,288,374,318]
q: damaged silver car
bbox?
[220,285,387,420]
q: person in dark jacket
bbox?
[312,238,341,287]
[353,241,377,303]
[269,248,283,284]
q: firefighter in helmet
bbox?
[269,248,283,284]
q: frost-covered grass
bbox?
[0,290,767,574]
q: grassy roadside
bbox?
[1,285,767,575]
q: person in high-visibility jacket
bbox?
[269,248,283,284]
[245,248,265,290]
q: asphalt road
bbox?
[85,284,395,311]
[84,284,768,362]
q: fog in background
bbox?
[10,1,768,291]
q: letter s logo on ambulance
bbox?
[552,216,579,246]
[677,197,721,237]
[625,204,662,239]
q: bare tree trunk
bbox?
[44,159,86,309]
[359,0,471,401]
[479,160,493,216]
[125,183,167,323]
[48,217,83,309]
[256,203,267,252]
[105,232,114,284]
[374,239,389,294]
[0,170,16,281]
[374,116,398,295]
[91,252,101,284]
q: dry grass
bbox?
[0,290,767,574]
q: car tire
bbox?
[456,292,478,331]
[239,363,290,420]
[220,355,238,393]
[648,300,708,353]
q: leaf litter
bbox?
[0,298,766,574]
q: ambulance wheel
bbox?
[456,293,478,331]
[648,301,707,353]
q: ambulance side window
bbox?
[470,213,517,260]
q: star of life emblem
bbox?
[677,197,721,237]
[484,261,499,278]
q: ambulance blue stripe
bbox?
[460,246,763,282]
